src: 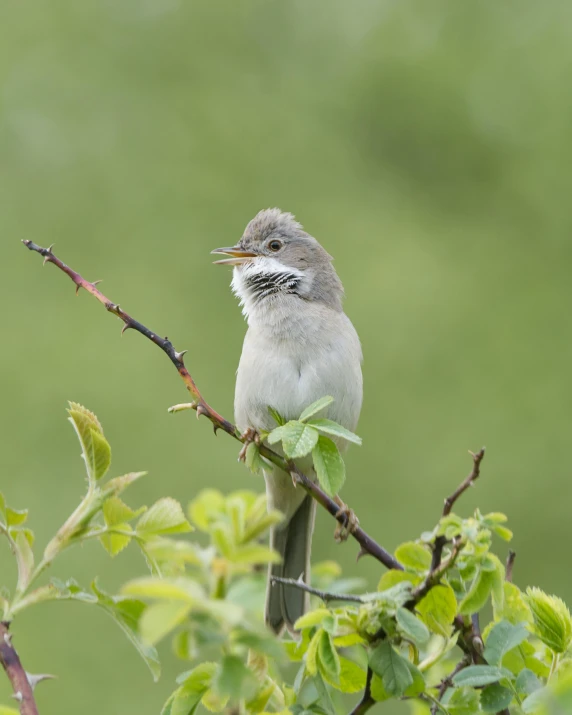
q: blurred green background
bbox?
[1,0,572,712]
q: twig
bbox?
[270,576,365,604]
[471,613,484,654]
[411,538,463,604]
[349,667,374,715]
[431,449,485,570]
[0,622,39,715]
[22,240,402,572]
[430,656,470,715]
[506,550,516,583]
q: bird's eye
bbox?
[268,240,282,252]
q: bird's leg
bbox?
[333,495,360,542]
[238,427,261,462]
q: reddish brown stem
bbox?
[22,240,402,572]
[0,623,39,715]
[431,448,485,570]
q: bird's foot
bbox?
[334,495,360,542]
[238,427,261,462]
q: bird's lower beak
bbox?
[211,246,258,266]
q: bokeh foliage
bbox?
[2,0,572,712]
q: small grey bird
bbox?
[213,208,363,634]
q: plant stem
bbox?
[0,622,39,715]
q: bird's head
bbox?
[212,208,343,316]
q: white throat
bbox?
[231,257,305,322]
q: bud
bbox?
[526,587,572,653]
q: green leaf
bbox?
[68,403,111,482]
[99,529,132,557]
[501,582,532,625]
[452,665,513,688]
[232,544,281,565]
[490,553,506,615]
[459,569,495,615]
[6,507,28,527]
[306,419,362,445]
[394,542,432,571]
[305,629,322,676]
[188,490,225,531]
[104,497,145,526]
[0,708,21,715]
[140,601,192,645]
[137,498,192,537]
[377,570,421,591]
[417,583,457,637]
[178,662,217,689]
[480,684,513,712]
[483,620,529,666]
[278,421,320,459]
[521,688,547,714]
[90,430,112,481]
[370,674,389,702]
[245,442,266,475]
[404,661,426,697]
[396,607,430,645]
[295,609,332,631]
[299,396,335,422]
[101,471,147,499]
[267,425,286,446]
[141,538,201,567]
[170,687,201,715]
[325,657,366,693]
[369,641,413,697]
[231,630,284,659]
[50,577,98,604]
[91,581,160,681]
[526,587,572,653]
[242,509,283,544]
[312,436,345,497]
[515,668,543,696]
[121,576,204,602]
[268,406,286,426]
[492,525,513,541]
[444,687,480,715]
[214,655,258,702]
[317,632,340,684]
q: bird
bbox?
[212,208,363,634]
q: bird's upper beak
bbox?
[211,246,258,266]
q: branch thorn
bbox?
[26,672,56,691]
[174,349,188,362]
[121,323,131,336]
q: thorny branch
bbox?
[431,448,485,570]
[506,550,516,583]
[22,241,505,713]
[0,622,39,715]
[430,656,470,715]
[22,240,401,571]
[349,668,374,715]
[270,576,366,603]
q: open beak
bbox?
[211,246,258,266]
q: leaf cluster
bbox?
[4,402,572,715]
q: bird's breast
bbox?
[234,306,363,434]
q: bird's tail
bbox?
[265,494,316,635]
